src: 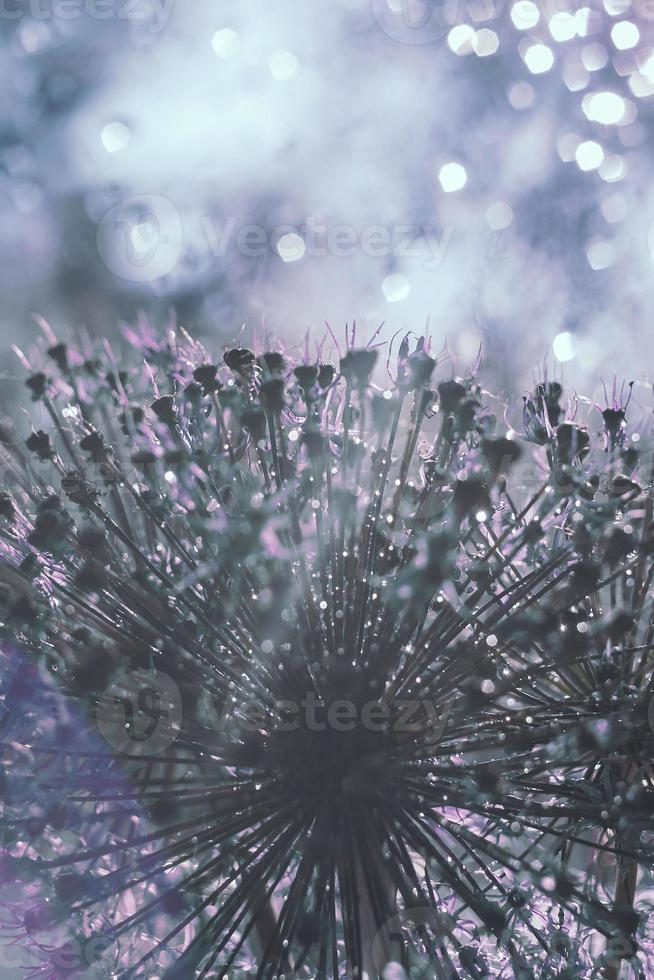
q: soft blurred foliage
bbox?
[1,0,654,405]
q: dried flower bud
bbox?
[184,381,204,406]
[317,364,335,389]
[608,474,640,498]
[25,373,48,401]
[258,352,285,376]
[193,364,221,393]
[555,422,590,464]
[77,526,107,554]
[26,430,53,460]
[452,478,491,521]
[0,493,15,521]
[294,365,318,393]
[301,428,324,458]
[107,370,129,392]
[260,378,285,413]
[406,350,436,389]
[241,408,267,441]
[151,395,177,426]
[224,348,255,374]
[47,343,69,371]
[602,406,626,449]
[28,507,70,552]
[437,379,466,413]
[61,472,98,508]
[80,430,111,462]
[482,437,522,482]
[339,349,377,388]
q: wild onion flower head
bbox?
[0,323,652,978]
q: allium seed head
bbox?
[0,326,652,977]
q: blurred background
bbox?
[1,0,654,405]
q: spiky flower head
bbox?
[0,324,652,978]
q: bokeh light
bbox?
[576,140,605,171]
[524,43,555,74]
[611,21,640,49]
[553,331,575,361]
[1,0,654,406]
[438,162,468,192]
[211,28,240,59]
[270,50,300,81]
[511,2,540,30]
[276,232,306,263]
[382,272,410,302]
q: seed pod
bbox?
[193,363,221,392]
[80,430,111,462]
[339,349,377,388]
[452,478,491,522]
[47,343,69,371]
[555,422,590,464]
[482,437,522,482]
[25,373,48,401]
[260,378,285,413]
[0,493,15,521]
[26,430,53,460]
[152,395,177,425]
[317,364,335,389]
[224,348,255,375]
[258,352,285,376]
[406,350,435,389]
[294,365,318,394]
[437,379,466,413]
[241,408,267,442]
[301,428,325,458]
